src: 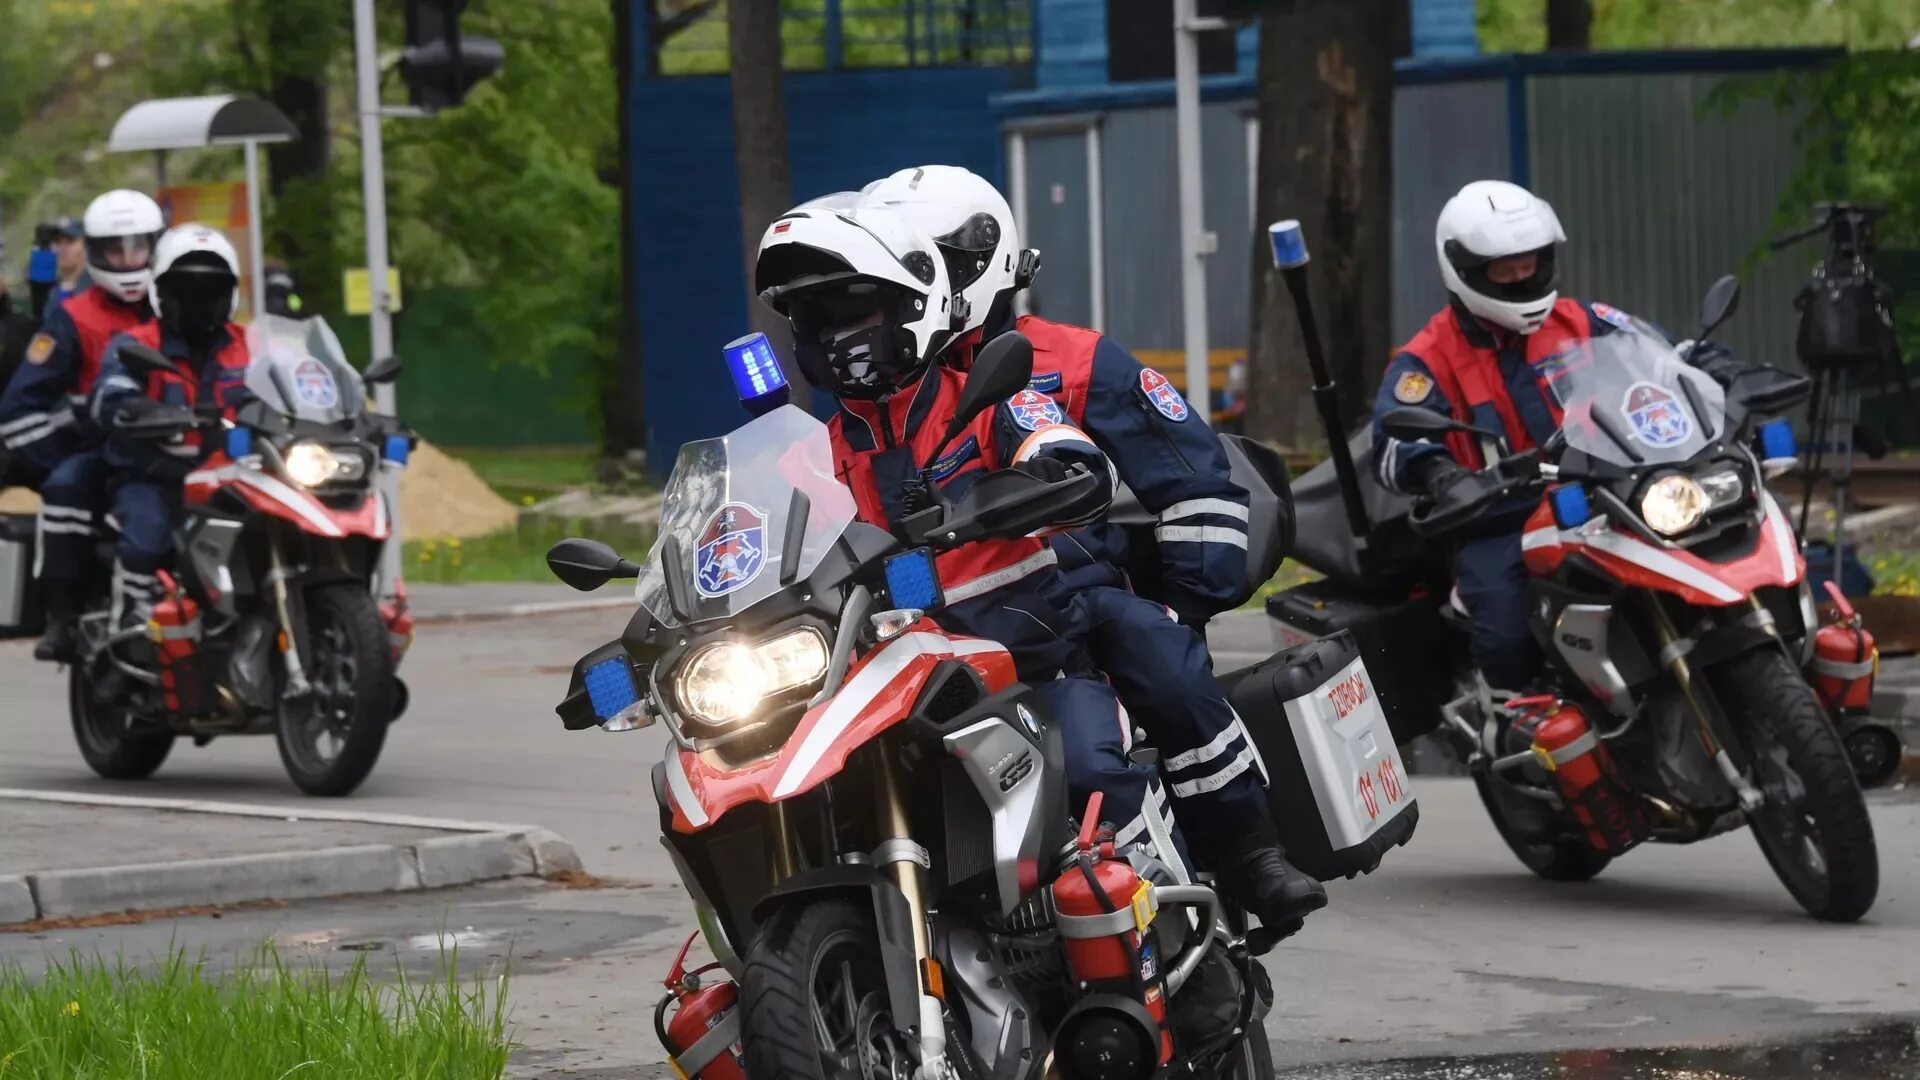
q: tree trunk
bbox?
[605,0,646,454]
[1546,0,1593,51]
[263,0,343,315]
[727,0,805,409]
[1245,0,1403,449]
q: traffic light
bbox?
[400,0,505,111]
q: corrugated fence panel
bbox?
[1529,72,1806,371]
[1022,129,1095,327]
[1391,79,1510,343]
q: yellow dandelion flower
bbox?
[522,495,536,506]
[447,537,461,548]
[65,1000,79,1017]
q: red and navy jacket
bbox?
[959,315,1250,625]
[0,286,152,470]
[91,321,251,482]
[830,363,1115,680]
[1371,297,1653,495]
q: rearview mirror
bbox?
[931,331,1035,460]
[547,538,641,592]
[1698,274,1741,340]
[117,342,175,379]
[363,355,402,385]
[1379,406,1474,443]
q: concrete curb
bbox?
[0,792,582,927]
[411,596,633,626]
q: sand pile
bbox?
[0,488,38,514]
[398,441,521,540]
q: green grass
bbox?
[407,516,654,584]
[1868,549,1920,598]
[440,445,601,507]
[0,945,511,1080]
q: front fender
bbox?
[750,865,922,1028]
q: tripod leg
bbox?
[1798,371,1828,536]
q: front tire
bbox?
[742,899,909,1080]
[1719,649,1879,922]
[1472,773,1612,883]
[69,663,173,780]
[275,584,394,797]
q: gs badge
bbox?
[1139,368,1189,422]
[25,333,55,366]
[1007,388,1065,431]
[1393,370,1434,404]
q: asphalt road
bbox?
[2,608,1916,1077]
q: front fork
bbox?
[265,540,312,697]
[1645,596,1765,811]
[872,741,949,1080]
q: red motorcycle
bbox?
[546,333,1416,1080]
[63,315,414,796]
[1279,279,1879,921]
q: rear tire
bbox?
[275,584,393,797]
[742,899,905,1080]
[69,663,173,780]
[1473,773,1612,883]
[1719,649,1879,922]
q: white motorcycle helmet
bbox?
[754,202,954,399]
[82,189,166,304]
[862,165,1034,339]
[1435,180,1567,335]
[148,224,241,346]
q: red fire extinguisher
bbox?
[654,932,745,1080]
[1048,792,1172,1080]
[148,571,207,715]
[1514,695,1646,854]
[1812,581,1877,715]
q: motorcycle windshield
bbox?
[243,314,368,425]
[1548,325,1727,469]
[635,405,859,626]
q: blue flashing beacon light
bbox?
[1758,419,1797,464]
[1550,484,1591,530]
[726,332,791,417]
[883,547,945,612]
[1269,220,1310,271]
[225,427,253,459]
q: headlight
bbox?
[284,441,342,487]
[1697,467,1744,510]
[1640,474,1709,536]
[676,628,830,727]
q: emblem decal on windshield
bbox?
[292,359,340,409]
[695,502,768,597]
[1622,381,1691,448]
[1139,368,1189,422]
[1591,302,1635,331]
[1007,388,1064,431]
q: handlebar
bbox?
[1406,450,1544,539]
[897,465,1100,550]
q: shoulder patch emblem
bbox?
[1393,370,1433,405]
[1007,388,1064,432]
[1591,302,1635,330]
[25,333,55,366]
[1139,368,1189,422]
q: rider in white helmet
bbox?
[90,223,253,631]
[1372,180,1741,689]
[860,166,1330,935]
[2,190,164,659]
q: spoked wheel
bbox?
[1718,650,1879,922]
[1472,772,1612,883]
[68,661,173,780]
[742,900,913,1080]
[275,584,394,797]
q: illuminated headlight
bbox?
[1640,474,1709,536]
[284,441,343,487]
[676,628,830,727]
[1697,467,1745,510]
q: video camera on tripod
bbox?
[1771,202,1898,373]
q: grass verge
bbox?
[406,516,655,584]
[0,945,511,1079]
[441,445,603,506]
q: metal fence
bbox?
[647,0,1032,75]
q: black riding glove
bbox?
[1012,455,1072,484]
[1411,453,1470,499]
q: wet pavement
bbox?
[1278,1022,1920,1079]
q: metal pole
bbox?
[1085,123,1105,333]
[1007,131,1030,319]
[354,0,397,417]
[242,140,267,322]
[1173,0,1218,424]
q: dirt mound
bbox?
[0,488,38,514]
[399,441,521,540]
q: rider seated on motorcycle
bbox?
[757,196,1326,934]
[88,224,252,632]
[860,165,1326,927]
[1372,180,1744,692]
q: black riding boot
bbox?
[33,585,79,663]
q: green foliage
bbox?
[1477,0,1916,52]
[0,944,512,1079]
[408,515,654,583]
